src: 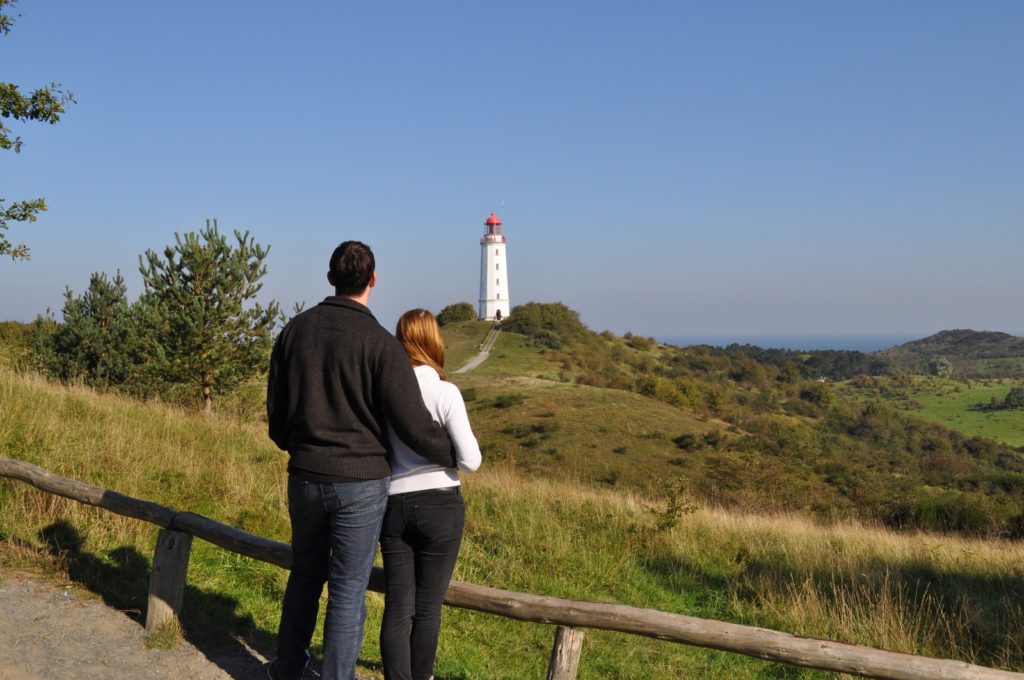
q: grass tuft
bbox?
[145,619,185,650]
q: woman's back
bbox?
[387,364,481,494]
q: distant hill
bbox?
[682,329,1024,380]
[877,329,1024,378]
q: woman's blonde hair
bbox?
[396,308,446,380]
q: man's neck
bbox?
[342,291,370,307]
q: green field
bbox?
[837,376,1024,447]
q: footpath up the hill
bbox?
[453,326,500,374]
[0,571,263,680]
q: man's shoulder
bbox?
[278,301,395,355]
[296,299,385,330]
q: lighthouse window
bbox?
[497,293,501,299]
[495,263,499,270]
[495,249,499,255]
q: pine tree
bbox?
[137,219,279,414]
[36,271,144,388]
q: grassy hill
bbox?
[442,314,1024,536]
[877,329,1024,378]
[1,365,1023,677]
[7,313,1024,534]
[3,310,1024,675]
[441,319,495,371]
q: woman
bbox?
[380,309,482,680]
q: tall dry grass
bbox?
[2,365,1022,676]
[464,465,1024,670]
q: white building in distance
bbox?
[478,211,510,321]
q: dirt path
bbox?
[0,571,267,680]
[453,327,501,375]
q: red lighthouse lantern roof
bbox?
[485,212,502,226]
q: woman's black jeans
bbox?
[379,487,465,680]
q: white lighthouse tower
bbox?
[478,211,510,321]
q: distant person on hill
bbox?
[265,242,456,680]
[379,308,482,680]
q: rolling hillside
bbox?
[2,313,1024,676]
[1,364,1023,677]
[443,313,1024,537]
[877,329,1024,378]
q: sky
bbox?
[3,1,1022,341]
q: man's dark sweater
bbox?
[267,296,455,481]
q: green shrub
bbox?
[437,302,476,325]
[493,393,526,409]
[702,430,724,448]
[0,321,32,366]
[800,382,835,408]
[672,433,700,451]
[503,302,590,349]
[784,397,822,418]
[1003,386,1024,409]
[626,334,656,351]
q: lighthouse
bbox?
[478,211,510,321]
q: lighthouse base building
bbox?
[478,212,510,321]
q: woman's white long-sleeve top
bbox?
[387,365,482,495]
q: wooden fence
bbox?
[1,456,1021,680]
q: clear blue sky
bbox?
[3,1,1022,339]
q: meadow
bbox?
[836,376,1024,448]
[2,346,1024,676]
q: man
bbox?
[266,241,455,680]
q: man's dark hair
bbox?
[329,241,375,296]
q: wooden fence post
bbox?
[547,625,585,680]
[146,528,192,632]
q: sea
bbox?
[655,335,920,353]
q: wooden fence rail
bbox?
[1,456,1021,680]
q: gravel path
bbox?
[453,327,501,375]
[0,571,268,680]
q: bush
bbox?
[0,321,32,365]
[437,302,476,326]
[626,334,656,351]
[637,374,682,407]
[503,302,590,349]
[703,430,724,448]
[493,393,526,409]
[672,433,700,451]
[1004,513,1024,540]
[1004,386,1024,409]
[887,491,995,535]
[784,397,822,419]
[799,382,834,408]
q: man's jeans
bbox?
[276,477,389,680]
[379,487,465,680]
